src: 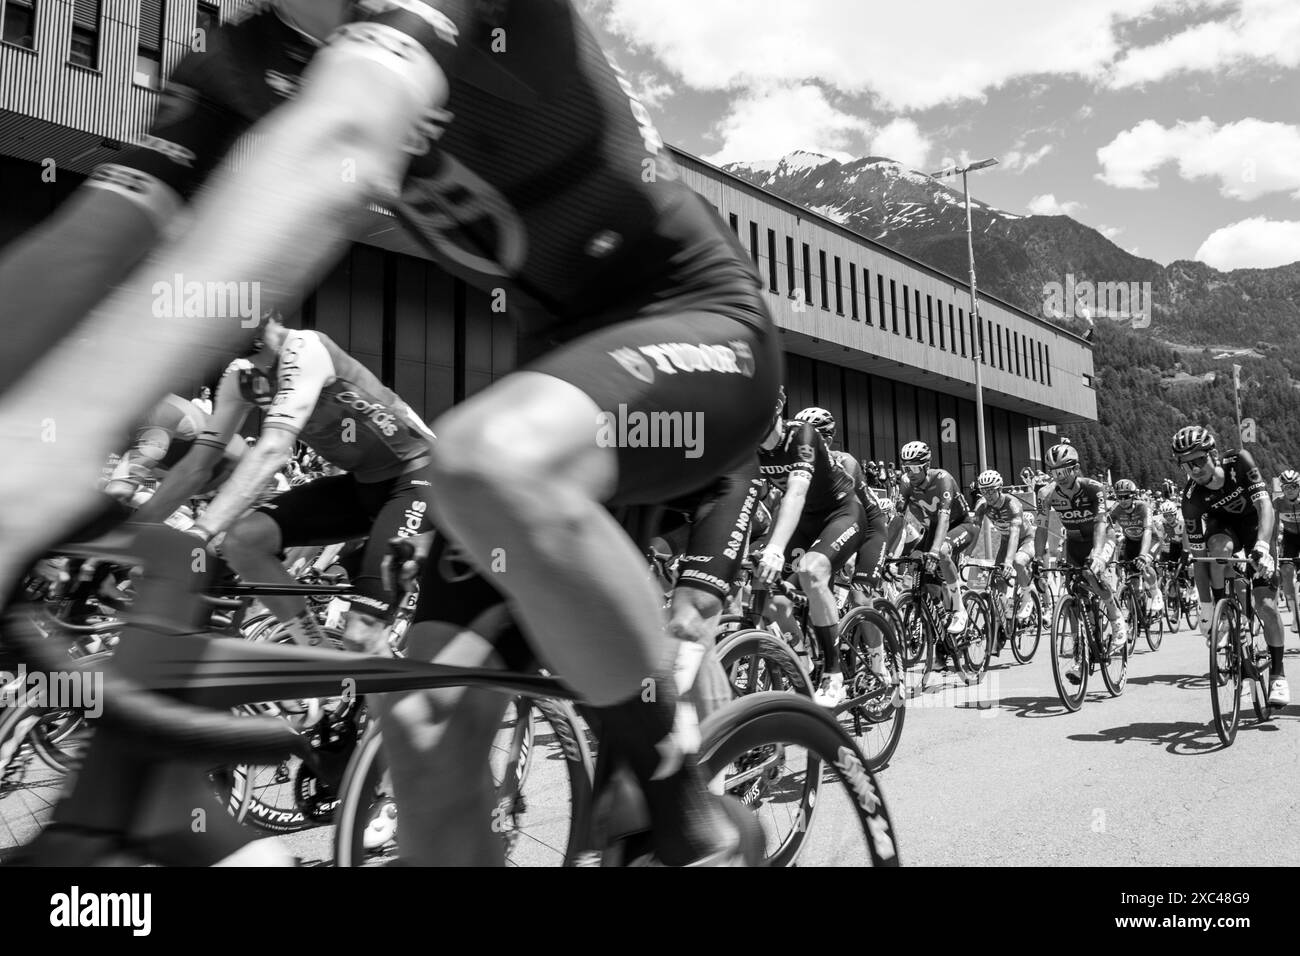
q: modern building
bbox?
[0,0,1096,484]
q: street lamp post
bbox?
[929,157,998,474]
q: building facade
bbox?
[0,0,1096,484]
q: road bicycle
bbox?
[887,557,991,692]
[985,565,1044,664]
[1116,559,1163,652]
[1048,567,1129,712]
[1197,556,1275,747]
[1156,559,1195,632]
[1,524,900,867]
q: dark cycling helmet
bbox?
[900,441,931,467]
[1044,443,1079,469]
[1171,425,1215,456]
[795,406,836,441]
[1114,478,1138,498]
[976,469,1003,491]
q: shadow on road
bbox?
[1127,673,1210,691]
[955,695,1069,719]
[1065,719,1272,754]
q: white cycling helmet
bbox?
[900,441,931,468]
[794,406,836,441]
[976,469,1003,491]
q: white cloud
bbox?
[1098,224,1124,240]
[1195,217,1300,269]
[633,73,674,110]
[1109,0,1300,88]
[593,0,1165,111]
[1027,194,1084,216]
[1004,144,1053,173]
[869,118,932,169]
[1096,117,1300,200]
[704,84,865,166]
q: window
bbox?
[1028,337,1037,381]
[948,305,956,354]
[2,0,36,49]
[1044,344,1052,385]
[749,221,759,267]
[802,243,812,306]
[785,236,796,296]
[958,308,967,357]
[818,250,829,310]
[877,274,886,329]
[889,280,899,334]
[728,213,739,235]
[934,298,944,350]
[766,229,778,292]
[928,297,938,348]
[195,1,219,36]
[1014,332,1023,376]
[1083,373,1093,389]
[902,284,911,337]
[917,290,926,344]
[69,0,101,68]
[833,257,844,314]
[849,265,858,320]
[135,0,165,88]
[996,324,1005,370]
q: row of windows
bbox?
[723,211,1053,387]
[0,0,220,88]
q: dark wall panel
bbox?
[871,377,896,464]
[935,392,960,475]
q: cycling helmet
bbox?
[976,469,1003,491]
[1044,443,1079,469]
[1280,468,1300,486]
[1114,478,1138,498]
[1159,500,1179,516]
[900,441,931,467]
[1171,425,1215,456]
[794,406,836,441]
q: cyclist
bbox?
[1035,442,1127,678]
[0,0,775,866]
[136,310,437,653]
[1273,469,1300,637]
[793,407,891,601]
[971,470,1036,637]
[1174,425,1287,706]
[890,440,978,636]
[1108,478,1163,615]
[757,409,866,707]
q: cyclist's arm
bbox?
[135,373,249,524]
[1003,513,1022,558]
[765,473,811,557]
[1139,505,1153,555]
[929,507,951,557]
[1035,492,1051,557]
[1254,495,1275,549]
[104,426,172,502]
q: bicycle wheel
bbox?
[1122,588,1141,656]
[957,592,991,682]
[0,652,109,862]
[1162,573,1181,631]
[836,607,906,771]
[894,593,932,695]
[1099,621,1129,697]
[1182,581,1197,630]
[1247,627,1273,723]
[1050,597,1086,711]
[715,628,814,698]
[1010,588,1042,663]
[1207,600,1242,746]
[1146,593,1164,651]
[698,692,900,867]
[333,696,594,866]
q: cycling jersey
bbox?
[972,492,1023,535]
[898,468,969,528]
[109,0,763,334]
[1038,477,1106,542]
[1182,449,1268,549]
[1107,500,1151,542]
[199,330,433,482]
[758,422,856,515]
[833,449,887,525]
[1273,494,1300,534]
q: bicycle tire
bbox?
[1207,600,1242,747]
[1099,622,1128,697]
[697,691,900,867]
[1010,588,1042,663]
[957,592,990,682]
[894,593,932,695]
[1247,626,1273,723]
[715,628,814,698]
[1162,573,1180,632]
[333,696,594,866]
[1182,582,1197,630]
[836,607,906,771]
[1146,594,1164,651]
[1050,596,1086,711]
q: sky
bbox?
[578,0,1300,270]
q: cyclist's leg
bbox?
[849,513,890,608]
[666,464,763,719]
[337,470,437,654]
[1280,532,1300,633]
[222,474,371,645]
[940,520,977,628]
[425,307,780,865]
[795,501,866,677]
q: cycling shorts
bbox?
[253,469,435,620]
[922,518,978,557]
[994,533,1036,566]
[787,497,868,575]
[850,513,891,586]
[1280,530,1300,561]
[656,460,764,602]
